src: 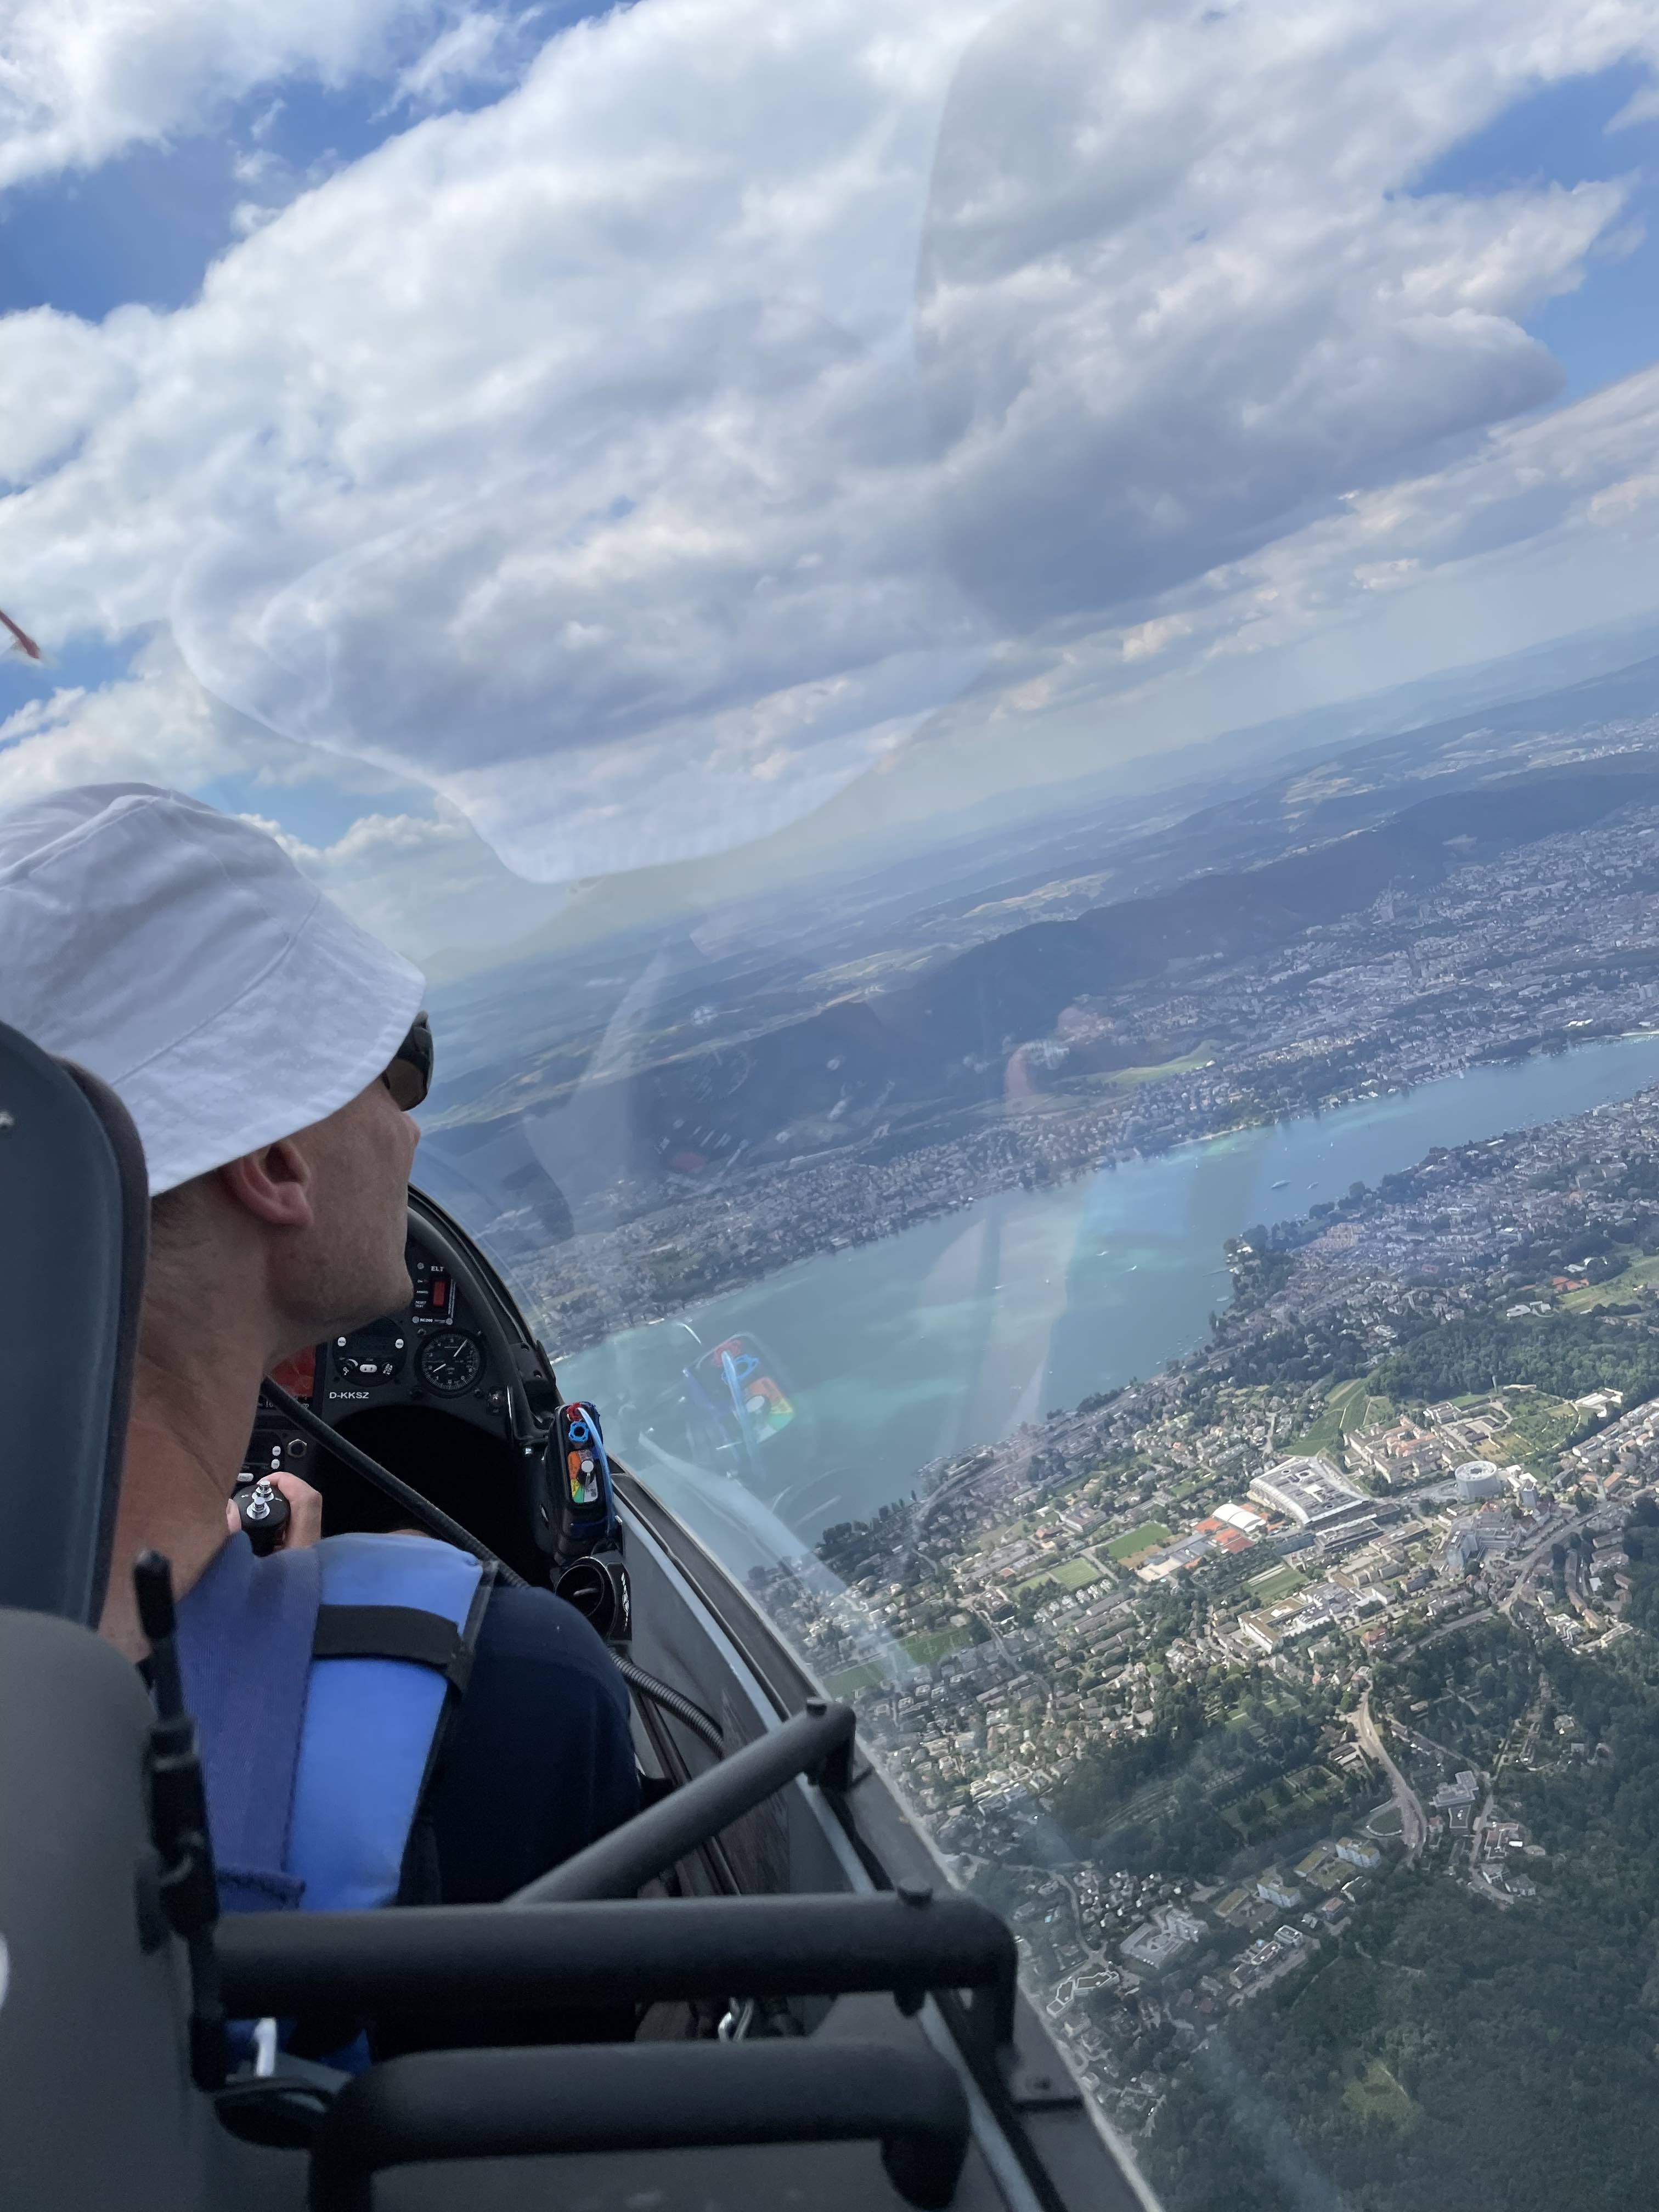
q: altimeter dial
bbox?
[417,1329,483,1394]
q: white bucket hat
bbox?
[0,783,425,1194]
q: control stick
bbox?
[235,1476,291,1556]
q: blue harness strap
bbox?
[174,1533,320,1912]
[288,1533,484,1914]
[172,1529,486,1916]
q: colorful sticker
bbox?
[566,1448,602,1507]
[742,1373,795,1438]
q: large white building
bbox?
[1120,1906,1207,1975]
[1249,1455,1373,1532]
[1454,1460,1505,1504]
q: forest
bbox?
[1143,1581,1659,2212]
[1052,1678,1343,1877]
[1373,1309,1659,1409]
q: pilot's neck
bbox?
[98,1319,266,1664]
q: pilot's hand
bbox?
[226,1471,323,1550]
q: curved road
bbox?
[1354,1690,1426,1861]
[1500,1512,1581,1619]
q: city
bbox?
[498,746,1659,1355]
[732,1072,1659,2206]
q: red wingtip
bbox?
[0,606,42,661]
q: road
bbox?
[1500,1515,1576,1618]
[1413,1602,1494,1649]
[1353,1689,1427,1861]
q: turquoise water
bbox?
[571,1034,1659,1560]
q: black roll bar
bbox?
[217,1889,1017,2066]
[307,2040,970,2212]
[510,1698,855,1904]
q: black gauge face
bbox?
[417,1329,484,1395]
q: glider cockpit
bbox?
[0,1017,1145,2212]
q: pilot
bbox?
[0,782,639,1910]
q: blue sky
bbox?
[0,4,603,323]
[1415,59,1659,398]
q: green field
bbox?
[1018,1555,1104,1597]
[1489,1389,1582,1473]
[1247,1562,1308,1604]
[1107,1520,1174,1562]
[1285,1376,1396,1459]
[1103,1041,1220,1091]
[1050,1556,1104,1590]
[1341,2058,1416,2130]
[902,1626,976,1666]
[821,1623,975,1695]
[1561,1252,1659,1310]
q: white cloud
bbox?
[956,358,1659,769]
[918,0,1649,634]
[0,308,136,484]
[0,632,254,809]
[0,0,465,190]
[3,0,1659,887]
[242,802,571,964]
[391,8,529,109]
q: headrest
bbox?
[0,1019,148,1623]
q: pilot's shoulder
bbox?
[474,1581,630,1717]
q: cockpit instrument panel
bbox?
[242,1197,562,1573]
[315,1242,508,1432]
[243,1232,517,1499]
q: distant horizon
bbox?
[422,605,1659,986]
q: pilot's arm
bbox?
[421,1582,641,1903]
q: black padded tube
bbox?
[216,1891,1017,2054]
[307,2040,970,2212]
[510,1702,855,1904]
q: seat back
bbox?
[0,1018,149,1622]
[0,1023,297,2205]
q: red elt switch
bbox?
[431,1276,449,1312]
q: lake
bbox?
[570,1034,1659,1566]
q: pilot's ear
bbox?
[217,1136,316,1231]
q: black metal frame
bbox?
[219,1891,1016,2069]
[309,2041,972,2212]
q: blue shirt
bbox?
[424,1582,640,1901]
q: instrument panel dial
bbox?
[417,1329,484,1395]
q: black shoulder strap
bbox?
[312,1603,473,1689]
[393,1565,498,1909]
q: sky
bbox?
[3,0,1659,967]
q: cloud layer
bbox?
[4,0,1659,884]
[0,0,465,188]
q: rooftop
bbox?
[1250,1455,1372,1528]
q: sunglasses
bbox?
[382,1009,433,1111]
